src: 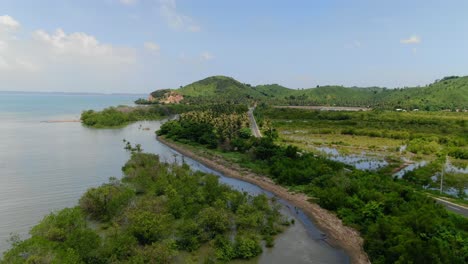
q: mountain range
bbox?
[148,75,468,110]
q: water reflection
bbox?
[392,161,428,178]
[316,146,388,171]
[0,119,348,263]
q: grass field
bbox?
[257,107,468,200]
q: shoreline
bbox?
[157,136,370,264]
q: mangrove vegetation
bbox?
[1,153,289,263]
[157,107,468,264]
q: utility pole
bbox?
[440,155,447,194]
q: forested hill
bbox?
[148,75,468,110]
[372,76,468,110]
[165,76,266,103]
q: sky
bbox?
[1,0,468,93]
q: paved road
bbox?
[248,107,262,138]
[433,197,468,217]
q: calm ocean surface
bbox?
[0,93,155,252]
[0,92,347,263]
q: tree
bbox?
[197,207,230,237]
[128,210,172,244]
[79,184,134,221]
[234,234,262,259]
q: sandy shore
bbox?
[157,136,370,264]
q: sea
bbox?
[0,92,348,263]
[0,92,153,253]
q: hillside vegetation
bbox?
[145,75,468,110]
[175,76,265,104]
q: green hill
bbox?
[289,86,383,107]
[176,76,265,103]
[374,76,468,110]
[147,75,468,110]
[253,84,293,98]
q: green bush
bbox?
[79,183,135,221]
[127,210,173,245]
[1,153,287,263]
[234,234,262,259]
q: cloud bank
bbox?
[0,15,137,92]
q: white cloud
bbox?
[0,16,138,92]
[120,0,138,5]
[159,0,201,32]
[14,58,39,71]
[0,16,38,72]
[0,40,7,51]
[200,52,214,61]
[400,35,421,44]
[0,15,20,30]
[0,56,8,68]
[144,41,160,53]
[33,28,135,64]
[0,54,39,72]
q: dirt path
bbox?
[157,136,370,264]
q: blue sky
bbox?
[1,0,468,93]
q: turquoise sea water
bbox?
[0,93,347,263]
[0,92,143,121]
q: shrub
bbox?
[234,234,262,259]
[79,183,135,221]
[128,210,172,245]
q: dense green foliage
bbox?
[258,106,468,150]
[81,103,248,128]
[258,106,467,197]
[150,89,173,99]
[80,106,170,128]
[79,181,135,221]
[448,147,468,160]
[403,159,467,199]
[157,110,468,264]
[158,106,250,150]
[1,153,288,263]
[263,76,468,110]
[144,75,468,110]
[175,76,265,104]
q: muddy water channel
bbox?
[0,117,349,263]
[160,127,350,263]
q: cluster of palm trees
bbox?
[180,110,249,141]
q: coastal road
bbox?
[248,107,262,138]
[433,197,468,217]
